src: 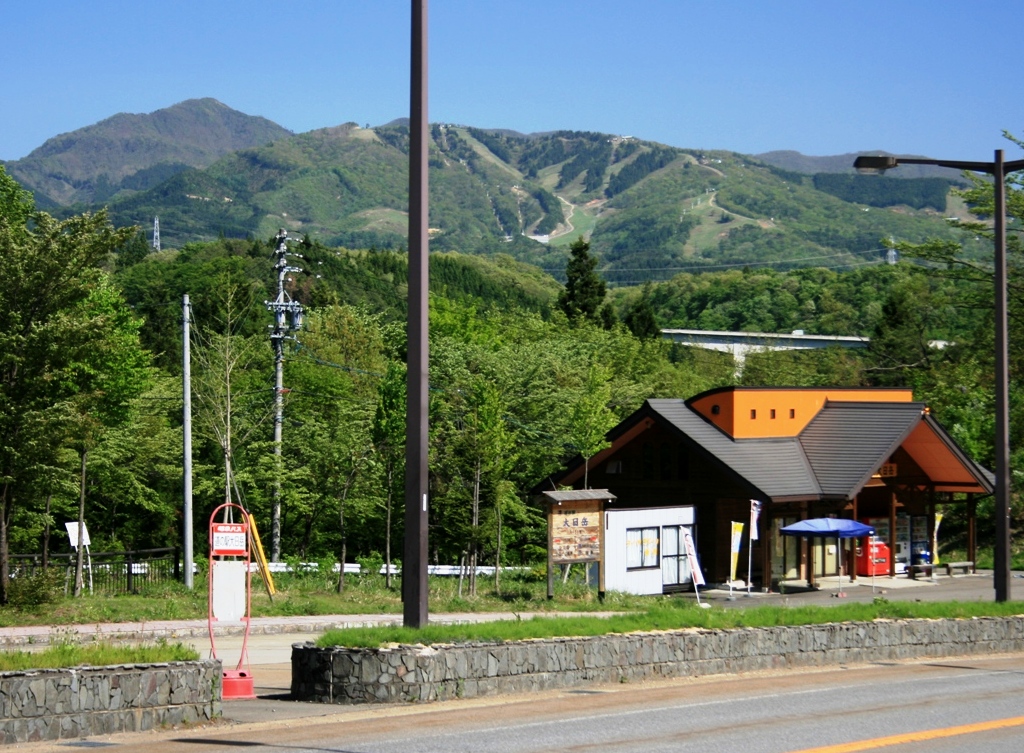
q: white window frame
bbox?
[626,526,660,570]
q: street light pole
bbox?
[992,150,1011,603]
[854,151,1023,602]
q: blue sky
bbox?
[2,1,1022,163]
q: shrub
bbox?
[6,567,65,609]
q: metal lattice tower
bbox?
[152,217,161,252]
[264,229,305,562]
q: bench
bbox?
[944,561,973,576]
[907,564,935,580]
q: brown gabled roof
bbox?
[536,396,993,501]
[647,399,820,499]
[797,401,925,498]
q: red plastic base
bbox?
[222,670,256,699]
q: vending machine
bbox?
[866,516,910,574]
[910,515,931,565]
[856,537,890,576]
[894,514,910,573]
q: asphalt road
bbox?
[26,654,1024,753]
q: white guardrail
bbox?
[245,563,525,576]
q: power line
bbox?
[540,247,894,275]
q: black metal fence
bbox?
[9,547,181,594]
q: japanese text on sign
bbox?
[211,523,248,556]
[549,500,602,563]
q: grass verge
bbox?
[0,639,199,672]
[0,570,627,628]
[317,598,1024,649]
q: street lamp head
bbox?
[854,155,899,174]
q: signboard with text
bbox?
[211,523,248,557]
[549,499,603,563]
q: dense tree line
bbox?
[532,188,565,235]
[605,147,678,198]
[558,139,613,192]
[813,173,955,212]
[465,128,515,164]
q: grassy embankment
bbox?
[0,631,198,672]
[317,598,1024,648]
[0,568,629,628]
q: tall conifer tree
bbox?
[558,236,606,324]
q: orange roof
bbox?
[687,386,914,439]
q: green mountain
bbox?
[4,98,292,206]
[9,101,984,284]
[103,126,979,281]
[754,150,969,181]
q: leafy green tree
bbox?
[0,167,136,603]
[65,279,151,595]
[189,278,272,513]
[623,282,660,340]
[459,377,516,595]
[599,302,618,331]
[115,229,151,271]
[281,305,387,584]
[371,362,406,588]
[566,364,617,489]
[865,271,945,386]
[558,237,607,324]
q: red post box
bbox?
[856,539,890,577]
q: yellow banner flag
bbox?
[730,521,744,583]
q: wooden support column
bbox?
[802,503,815,589]
[849,495,859,582]
[889,491,898,578]
[967,493,977,573]
[927,487,936,565]
[761,504,772,592]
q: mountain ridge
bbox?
[4,100,983,283]
[4,98,292,206]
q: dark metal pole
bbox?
[993,149,1011,602]
[403,0,430,628]
[183,294,194,589]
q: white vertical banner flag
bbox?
[682,528,705,587]
[750,500,762,540]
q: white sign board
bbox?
[65,522,91,549]
[211,560,247,621]
[211,523,248,556]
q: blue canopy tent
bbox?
[780,518,875,594]
[780,518,874,539]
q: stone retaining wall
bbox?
[0,660,221,744]
[291,617,1024,704]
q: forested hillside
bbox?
[4,99,291,207]
[5,100,980,284]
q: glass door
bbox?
[661,525,692,588]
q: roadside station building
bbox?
[536,387,993,593]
